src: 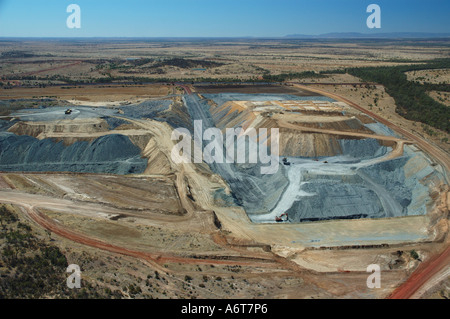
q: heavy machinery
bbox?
[275,213,288,222]
[65,109,72,115]
[282,157,291,166]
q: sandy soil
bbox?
[1,39,448,85]
[406,69,450,84]
[0,84,171,101]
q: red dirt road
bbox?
[292,83,450,299]
[388,246,450,299]
[21,204,278,269]
[178,84,192,95]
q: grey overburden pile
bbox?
[0,132,147,174]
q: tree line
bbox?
[345,59,450,133]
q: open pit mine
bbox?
[0,84,448,299]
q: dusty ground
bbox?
[10,174,183,214]
[2,204,313,299]
[406,69,450,85]
[0,84,172,102]
[0,189,417,299]
[1,39,448,85]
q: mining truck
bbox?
[275,213,288,222]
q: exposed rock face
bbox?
[183,94,289,214]
[204,93,335,106]
[3,94,445,225]
[0,132,147,174]
[122,100,171,119]
[122,99,193,131]
[223,162,289,214]
[268,145,444,223]
[360,146,441,217]
[0,119,16,132]
[287,181,383,222]
[193,93,446,223]
[339,138,389,159]
[8,119,109,138]
[101,117,129,130]
[1,98,193,175]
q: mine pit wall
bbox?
[3,120,154,174]
[228,137,393,218]
[7,118,154,153]
[361,145,446,217]
[1,98,197,177]
[197,94,367,216]
[8,119,110,139]
[339,138,390,159]
[183,94,289,214]
[189,93,388,216]
[207,94,391,159]
[203,93,449,227]
[278,117,374,133]
[0,132,148,175]
[279,131,391,158]
[206,95,391,216]
[282,145,447,229]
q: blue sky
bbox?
[0,0,449,37]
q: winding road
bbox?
[291,83,450,181]
[291,83,449,299]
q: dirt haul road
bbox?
[291,83,450,179]
[388,246,450,299]
[2,194,281,270]
[0,103,301,273]
[292,83,450,299]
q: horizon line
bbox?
[1,35,450,41]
